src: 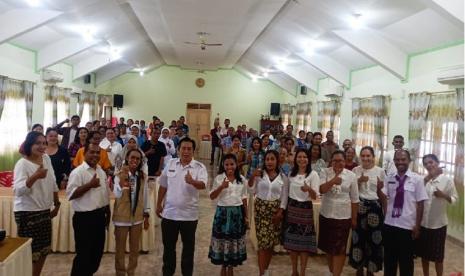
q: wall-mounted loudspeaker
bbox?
[270,103,280,116]
[113,94,123,109]
[84,74,91,84]
[300,85,307,95]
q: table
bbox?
[248,198,350,254]
[198,141,211,160]
[0,237,32,276]
[0,185,158,253]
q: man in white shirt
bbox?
[66,143,111,276]
[382,135,405,176]
[377,149,428,276]
[220,118,230,138]
[156,137,208,276]
[99,128,123,166]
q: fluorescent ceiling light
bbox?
[108,47,121,60]
[82,26,96,42]
[349,14,363,29]
[262,71,269,78]
[25,0,40,7]
[251,75,258,82]
[139,71,144,77]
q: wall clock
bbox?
[195,78,205,88]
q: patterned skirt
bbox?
[254,198,282,250]
[283,198,317,253]
[14,210,52,262]
[415,225,447,262]
[349,198,384,272]
[318,214,351,255]
[208,205,247,266]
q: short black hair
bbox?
[178,137,196,150]
[84,142,100,154]
[231,135,241,141]
[422,153,439,164]
[393,135,404,140]
[331,149,346,160]
[86,131,100,144]
[313,132,322,138]
[31,123,43,131]
[23,131,45,156]
[394,148,411,161]
[360,146,375,157]
[45,127,58,135]
[71,115,80,120]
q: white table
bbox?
[0,237,32,276]
[0,186,158,253]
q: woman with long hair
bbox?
[226,135,247,173]
[283,149,319,276]
[45,128,71,189]
[68,127,88,160]
[319,150,359,276]
[208,154,248,276]
[349,146,385,276]
[113,148,150,276]
[309,144,326,178]
[246,137,264,178]
[13,132,61,276]
[248,150,288,276]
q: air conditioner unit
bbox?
[321,85,344,98]
[437,65,464,85]
[71,86,82,94]
[42,69,64,83]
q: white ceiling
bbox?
[0,0,462,90]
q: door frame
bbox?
[186,103,212,153]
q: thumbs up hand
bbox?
[89,174,100,188]
[35,165,48,179]
[358,172,369,184]
[221,177,230,189]
[185,170,195,185]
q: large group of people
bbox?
[11,114,458,276]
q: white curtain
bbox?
[408,92,431,172]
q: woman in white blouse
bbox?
[158,127,176,169]
[349,146,385,276]
[417,154,458,276]
[13,132,61,276]
[208,153,248,275]
[283,149,319,276]
[248,150,288,276]
[319,150,359,276]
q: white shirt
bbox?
[66,162,110,212]
[99,138,123,166]
[288,171,320,202]
[421,174,458,229]
[159,158,208,221]
[319,168,359,219]
[383,150,398,176]
[251,172,288,209]
[352,166,385,200]
[382,170,428,230]
[69,128,77,148]
[113,172,151,226]
[210,173,247,206]
[13,155,58,211]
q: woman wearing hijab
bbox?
[158,127,176,169]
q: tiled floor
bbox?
[42,163,464,276]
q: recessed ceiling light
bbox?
[25,0,40,7]
[252,75,258,82]
[262,71,269,78]
[108,47,121,60]
[349,13,363,29]
[139,71,144,77]
[82,27,95,42]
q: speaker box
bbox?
[300,85,307,95]
[84,74,91,84]
[113,94,123,108]
[270,103,280,116]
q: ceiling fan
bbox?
[184,32,223,50]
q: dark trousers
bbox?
[161,218,198,276]
[71,208,106,276]
[383,224,414,276]
[210,144,216,163]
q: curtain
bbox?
[97,94,112,119]
[351,98,361,142]
[0,76,5,121]
[296,103,306,131]
[44,86,71,127]
[79,91,97,123]
[373,95,390,165]
[318,99,341,141]
[303,102,312,131]
[88,92,96,121]
[23,81,34,130]
[0,78,28,170]
[280,103,291,127]
[408,92,431,172]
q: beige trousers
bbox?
[114,224,143,276]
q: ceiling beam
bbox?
[95,63,134,86]
[296,53,350,88]
[424,0,464,28]
[267,73,298,96]
[73,54,115,80]
[278,63,319,92]
[38,38,101,69]
[0,9,62,44]
[333,28,407,80]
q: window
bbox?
[417,121,457,179]
[44,99,68,128]
[0,97,27,155]
[321,116,340,143]
[78,102,91,127]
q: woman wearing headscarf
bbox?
[158,127,176,169]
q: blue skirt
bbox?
[208,205,247,266]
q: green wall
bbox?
[96,66,286,130]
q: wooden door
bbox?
[186,103,211,154]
